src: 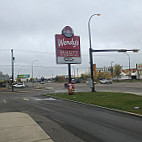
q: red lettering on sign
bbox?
[57,49,80,57]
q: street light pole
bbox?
[31,60,38,85]
[77,68,79,77]
[88,13,101,92]
[72,66,75,79]
[126,53,130,76]
[111,61,114,79]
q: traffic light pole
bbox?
[88,14,101,92]
[89,48,95,92]
[89,49,139,92]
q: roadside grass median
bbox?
[46,92,142,115]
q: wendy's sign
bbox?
[62,26,74,38]
[55,26,81,64]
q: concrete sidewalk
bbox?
[0,112,53,142]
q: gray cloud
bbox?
[0,0,142,77]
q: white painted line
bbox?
[34,98,56,101]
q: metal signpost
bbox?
[55,26,81,94]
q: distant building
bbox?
[122,68,142,79]
[0,71,10,87]
[136,64,142,79]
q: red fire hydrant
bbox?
[67,83,75,95]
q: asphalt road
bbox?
[0,86,142,142]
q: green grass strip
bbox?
[47,92,142,115]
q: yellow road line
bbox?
[3,99,7,104]
[23,98,29,101]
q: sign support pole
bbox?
[68,63,71,83]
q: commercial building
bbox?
[0,71,10,87]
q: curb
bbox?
[46,95,142,118]
[70,99,142,118]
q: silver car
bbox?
[100,79,112,84]
[13,83,25,88]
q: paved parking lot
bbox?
[96,82,142,95]
[1,81,142,96]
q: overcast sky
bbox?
[0,0,142,78]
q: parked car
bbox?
[100,79,112,84]
[13,82,25,88]
[71,79,76,84]
[71,78,80,84]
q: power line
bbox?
[1,48,141,58]
[12,49,90,56]
[0,64,67,69]
[0,64,90,70]
[14,49,54,54]
[0,49,11,51]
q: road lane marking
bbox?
[3,99,7,104]
[34,98,56,101]
[23,98,29,101]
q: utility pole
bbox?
[72,66,75,79]
[77,68,79,77]
[11,49,15,92]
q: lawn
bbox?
[46,92,142,115]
